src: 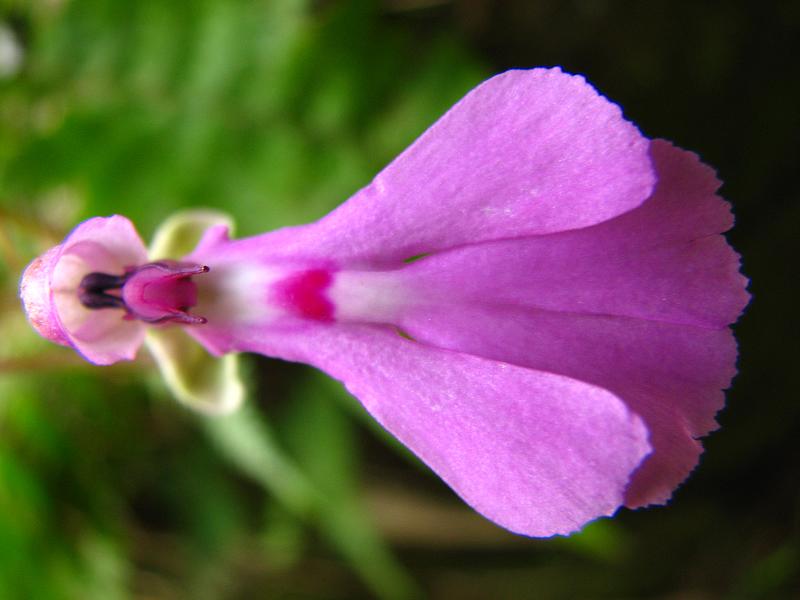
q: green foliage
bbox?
[0,0,481,597]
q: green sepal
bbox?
[148,209,235,260]
[146,328,244,415]
[146,210,244,414]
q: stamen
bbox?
[78,272,126,310]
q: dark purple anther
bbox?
[78,272,128,310]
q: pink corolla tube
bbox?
[20,68,749,537]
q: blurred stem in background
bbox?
[205,401,420,599]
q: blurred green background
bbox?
[0,1,797,598]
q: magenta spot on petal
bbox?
[273,268,334,322]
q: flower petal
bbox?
[197,322,650,537]
[376,142,748,506]
[395,140,749,329]
[392,303,737,507]
[20,216,149,365]
[246,68,655,267]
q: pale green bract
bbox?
[146,210,244,414]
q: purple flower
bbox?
[19,68,749,537]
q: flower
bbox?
[19,68,749,537]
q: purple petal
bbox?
[210,322,651,537]
[392,304,737,508]
[393,140,748,330]
[241,68,655,267]
[20,216,149,365]
[376,142,748,506]
[185,140,745,512]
